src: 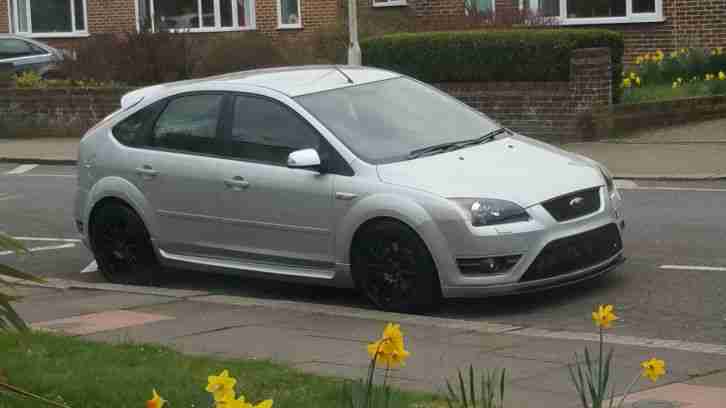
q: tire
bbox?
[351,219,441,313]
[90,202,160,286]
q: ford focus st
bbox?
[75,66,625,312]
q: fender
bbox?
[334,192,457,288]
[84,176,160,246]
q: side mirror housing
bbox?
[287,148,322,171]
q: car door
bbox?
[129,93,228,257]
[0,39,51,74]
[213,93,337,269]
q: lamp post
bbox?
[347,0,362,65]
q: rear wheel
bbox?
[90,202,160,285]
[351,219,441,313]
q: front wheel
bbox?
[351,219,441,313]
[90,202,160,286]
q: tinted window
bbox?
[296,77,499,164]
[112,103,163,146]
[224,95,320,165]
[0,39,44,59]
[153,94,224,154]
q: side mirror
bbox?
[287,148,322,171]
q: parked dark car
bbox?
[0,35,64,77]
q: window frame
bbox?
[276,0,302,29]
[372,0,408,8]
[517,0,664,25]
[9,0,89,38]
[136,0,257,33]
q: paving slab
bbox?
[686,370,726,387]
[620,383,726,408]
[33,310,174,335]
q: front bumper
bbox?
[437,186,626,298]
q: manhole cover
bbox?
[630,400,680,408]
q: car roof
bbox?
[0,34,55,50]
[155,65,402,98]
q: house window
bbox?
[467,0,494,13]
[9,0,88,36]
[139,0,256,32]
[277,0,301,28]
[519,0,662,24]
[372,0,407,7]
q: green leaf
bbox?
[458,369,468,408]
[469,365,476,408]
[0,263,45,284]
[0,381,71,408]
[0,301,28,331]
[0,233,28,255]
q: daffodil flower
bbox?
[719,71,726,81]
[621,78,632,89]
[641,358,666,383]
[592,304,618,329]
[635,77,641,86]
[367,323,411,368]
[207,369,238,402]
[146,389,166,408]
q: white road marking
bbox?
[81,260,98,274]
[661,264,726,272]
[5,164,38,174]
[13,237,82,243]
[15,174,76,178]
[0,194,23,201]
[0,243,75,256]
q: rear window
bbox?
[112,102,164,146]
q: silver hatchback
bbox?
[75,66,625,312]
[0,35,64,77]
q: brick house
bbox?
[365,0,726,63]
[1,0,724,63]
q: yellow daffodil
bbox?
[681,48,687,54]
[635,56,643,65]
[207,369,237,402]
[146,389,166,408]
[706,73,715,81]
[641,358,666,382]
[629,72,637,80]
[592,304,618,329]
[621,78,632,88]
[719,71,726,81]
[670,51,678,58]
[367,323,411,368]
[635,76,641,86]
[655,49,664,62]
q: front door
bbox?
[213,94,335,268]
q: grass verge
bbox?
[0,331,440,408]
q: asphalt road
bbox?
[2,163,726,344]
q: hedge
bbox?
[361,29,625,102]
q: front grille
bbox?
[520,223,622,282]
[542,188,601,222]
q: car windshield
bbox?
[295,77,500,164]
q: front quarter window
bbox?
[295,77,499,164]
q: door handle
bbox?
[224,176,250,190]
[135,165,158,179]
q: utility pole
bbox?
[347,0,362,65]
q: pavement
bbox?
[8,279,726,408]
[2,117,726,178]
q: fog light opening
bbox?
[457,255,522,276]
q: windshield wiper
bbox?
[408,128,509,160]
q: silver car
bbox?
[75,66,625,312]
[0,35,64,77]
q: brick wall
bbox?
[435,48,612,143]
[0,0,8,33]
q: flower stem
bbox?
[599,328,604,396]
[616,372,642,408]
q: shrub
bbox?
[13,71,43,88]
[361,29,625,101]
[193,32,288,77]
[628,47,726,88]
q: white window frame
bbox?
[372,0,408,7]
[517,0,664,25]
[276,0,302,29]
[9,0,89,38]
[136,0,257,33]
[464,0,495,15]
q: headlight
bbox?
[451,198,530,227]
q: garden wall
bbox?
[435,47,612,143]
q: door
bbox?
[213,94,335,267]
[0,39,51,74]
[132,93,227,256]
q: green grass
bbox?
[0,331,441,408]
[622,81,726,104]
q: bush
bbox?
[361,29,625,101]
[194,32,287,77]
[628,47,726,88]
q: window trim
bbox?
[9,0,90,38]
[517,0,664,25]
[276,0,302,29]
[135,0,257,33]
[372,0,408,8]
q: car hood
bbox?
[376,135,604,208]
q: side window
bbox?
[152,94,224,155]
[0,39,38,59]
[225,95,320,165]
[112,102,163,146]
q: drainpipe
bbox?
[348,0,362,65]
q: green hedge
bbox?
[361,29,625,102]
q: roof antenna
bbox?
[333,65,354,84]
